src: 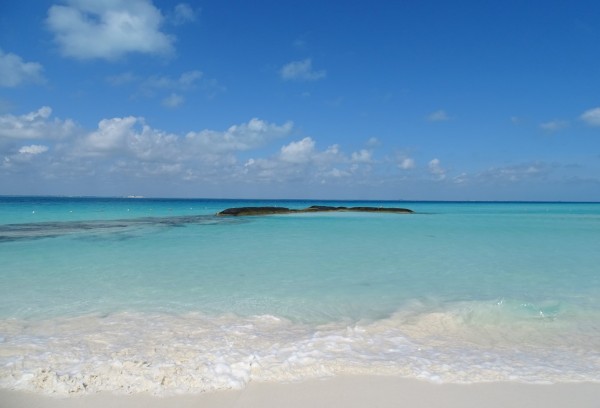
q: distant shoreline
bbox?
[1,195,599,204]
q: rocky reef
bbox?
[217,205,414,216]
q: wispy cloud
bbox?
[510,116,523,125]
[427,110,450,122]
[106,72,138,86]
[108,70,220,107]
[162,93,184,108]
[580,107,600,126]
[0,49,45,87]
[540,120,568,132]
[46,0,174,60]
[171,3,198,25]
[141,70,203,93]
[428,158,446,180]
[280,59,326,81]
[474,162,556,183]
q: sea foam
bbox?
[1,302,598,395]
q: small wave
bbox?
[1,307,598,396]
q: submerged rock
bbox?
[217,205,413,216]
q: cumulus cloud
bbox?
[540,120,568,132]
[82,116,140,153]
[5,113,293,183]
[46,0,174,60]
[580,107,600,126]
[14,106,583,197]
[186,118,293,154]
[0,49,45,87]
[1,107,296,182]
[427,110,450,122]
[280,137,316,163]
[244,137,347,183]
[280,59,326,81]
[3,108,403,190]
[2,112,385,187]
[74,115,294,168]
[0,107,76,140]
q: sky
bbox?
[0,0,599,200]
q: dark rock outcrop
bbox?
[217,206,292,216]
[217,205,413,216]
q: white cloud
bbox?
[0,107,76,140]
[19,145,49,155]
[83,116,140,153]
[280,137,315,163]
[427,110,450,122]
[0,49,45,87]
[243,137,347,184]
[17,106,588,197]
[398,157,415,170]
[351,149,372,163]
[41,114,295,183]
[79,116,293,161]
[186,118,293,153]
[540,120,568,132]
[428,158,446,180]
[46,0,174,60]
[280,59,326,81]
[580,107,600,126]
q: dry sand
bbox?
[2,376,599,408]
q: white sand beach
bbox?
[2,376,599,408]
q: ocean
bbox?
[0,197,599,394]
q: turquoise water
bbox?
[0,197,599,394]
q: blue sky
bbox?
[1,0,599,200]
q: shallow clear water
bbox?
[1,197,599,394]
